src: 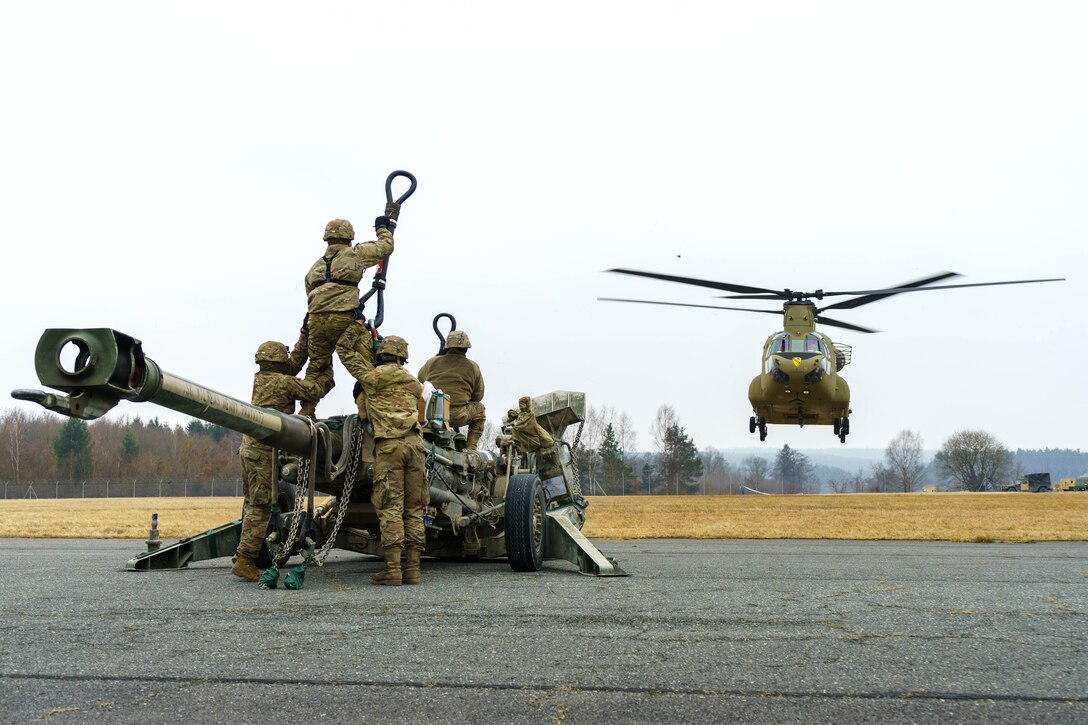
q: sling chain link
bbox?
[567,420,585,498]
[313,417,364,566]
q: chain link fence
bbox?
[0,478,244,500]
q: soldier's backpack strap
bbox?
[312,250,359,289]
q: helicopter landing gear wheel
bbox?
[749,416,757,434]
[836,417,850,444]
[757,417,768,441]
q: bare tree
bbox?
[699,447,732,494]
[741,456,770,491]
[934,430,1013,491]
[650,405,678,457]
[480,419,500,453]
[885,430,925,492]
[614,410,637,495]
[3,408,30,483]
[827,475,849,494]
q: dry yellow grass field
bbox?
[1,492,1086,542]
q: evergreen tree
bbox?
[659,424,704,494]
[120,428,139,479]
[772,444,813,494]
[598,423,632,495]
[641,462,659,495]
[53,417,92,481]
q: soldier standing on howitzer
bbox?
[417,330,486,450]
[299,215,395,417]
[233,328,333,582]
[357,335,428,586]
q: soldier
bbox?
[417,330,486,450]
[232,329,332,582]
[357,335,427,586]
[299,216,394,417]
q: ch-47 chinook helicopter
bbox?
[600,269,1063,443]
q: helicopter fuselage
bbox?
[748,302,851,428]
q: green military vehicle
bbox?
[1003,472,1052,493]
[1056,475,1088,492]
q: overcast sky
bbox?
[1,2,1083,455]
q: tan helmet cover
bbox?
[323,219,355,242]
[255,341,289,364]
[445,330,471,349]
[377,335,409,360]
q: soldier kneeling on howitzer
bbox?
[357,335,428,586]
[233,331,332,582]
[417,330,486,450]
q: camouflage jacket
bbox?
[285,329,309,375]
[360,362,423,440]
[305,228,394,314]
[242,334,320,447]
[417,351,484,407]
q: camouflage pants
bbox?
[237,443,274,559]
[370,436,428,552]
[451,401,486,446]
[304,312,376,397]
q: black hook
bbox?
[385,170,417,205]
[432,313,457,355]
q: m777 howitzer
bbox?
[13,328,627,576]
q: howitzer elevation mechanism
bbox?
[13,328,626,577]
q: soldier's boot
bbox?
[403,549,421,585]
[371,547,403,586]
[231,555,260,582]
[298,401,317,419]
[466,429,481,451]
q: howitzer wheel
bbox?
[506,474,546,572]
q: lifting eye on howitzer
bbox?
[358,170,418,331]
[432,312,457,354]
[385,170,417,206]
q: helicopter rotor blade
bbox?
[813,315,880,334]
[607,269,785,297]
[597,297,785,316]
[817,271,962,311]
[818,277,1064,310]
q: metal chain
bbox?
[271,455,310,569]
[567,421,585,498]
[313,418,363,566]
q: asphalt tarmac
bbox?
[1,537,1085,724]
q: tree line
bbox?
[0,408,240,485]
[2,406,1083,494]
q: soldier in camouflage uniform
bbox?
[232,329,332,582]
[357,335,427,586]
[299,217,394,417]
[417,330,486,450]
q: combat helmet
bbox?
[377,335,409,361]
[445,330,471,350]
[323,219,355,242]
[255,341,289,364]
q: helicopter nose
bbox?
[774,355,819,383]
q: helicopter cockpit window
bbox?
[771,335,823,355]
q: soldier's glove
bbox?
[301,313,309,334]
[374,215,396,232]
[384,201,401,222]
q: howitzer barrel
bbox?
[12,328,315,455]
